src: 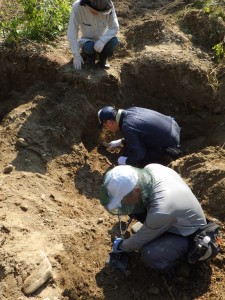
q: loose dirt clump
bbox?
[0,1,225,300]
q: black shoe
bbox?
[164,147,182,159]
[99,58,110,69]
[86,57,95,66]
[81,53,95,67]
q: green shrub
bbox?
[0,0,73,42]
[212,41,224,62]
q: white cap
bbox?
[104,166,138,211]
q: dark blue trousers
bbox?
[82,37,119,60]
[141,232,190,271]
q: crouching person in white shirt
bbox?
[67,0,120,70]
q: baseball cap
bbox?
[97,106,117,128]
[80,0,113,13]
[100,166,138,211]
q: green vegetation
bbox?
[212,41,224,62]
[193,0,225,17]
[0,0,224,62]
[200,0,225,62]
[180,0,225,63]
[0,0,73,42]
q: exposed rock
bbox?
[22,251,52,295]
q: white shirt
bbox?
[67,0,119,56]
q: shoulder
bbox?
[110,3,118,17]
[125,107,137,115]
[72,0,82,12]
[145,164,178,177]
[71,0,88,19]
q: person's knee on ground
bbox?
[140,232,190,271]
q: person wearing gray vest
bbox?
[99,164,206,285]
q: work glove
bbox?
[108,139,123,149]
[113,237,124,254]
[73,55,84,70]
[118,156,127,165]
[94,40,105,53]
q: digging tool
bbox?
[106,216,133,274]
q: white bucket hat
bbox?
[103,166,138,211]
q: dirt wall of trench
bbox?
[0,2,225,300]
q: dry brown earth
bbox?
[0,0,225,299]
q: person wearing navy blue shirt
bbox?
[97,106,181,167]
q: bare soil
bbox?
[0,0,225,300]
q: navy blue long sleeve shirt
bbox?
[120,107,180,165]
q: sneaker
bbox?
[81,53,95,67]
[99,58,110,69]
[164,147,182,159]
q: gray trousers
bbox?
[141,232,190,271]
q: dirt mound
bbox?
[0,1,225,300]
[171,147,225,220]
[181,9,225,50]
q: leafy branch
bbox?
[0,0,72,43]
[212,40,225,62]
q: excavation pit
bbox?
[0,9,225,300]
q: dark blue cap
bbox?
[97,106,117,128]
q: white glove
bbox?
[118,156,127,165]
[73,55,84,70]
[94,40,105,53]
[108,139,123,149]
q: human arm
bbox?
[67,3,81,57]
[117,156,127,165]
[73,55,84,70]
[119,213,177,252]
[98,4,119,45]
[122,130,146,166]
[112,238,124,253]
[108,138,123,148]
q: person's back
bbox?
[145,164,206,236]
[97,105,181,166]
[122,107,176,147]
[120,107,181,165]
[121,164,206,252]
